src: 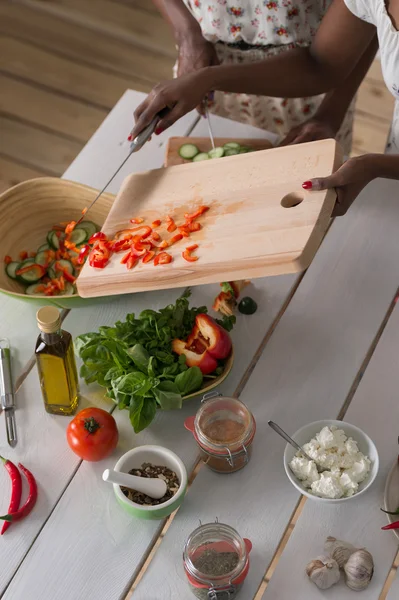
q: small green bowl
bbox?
[113,445,188,520]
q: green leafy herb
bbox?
[221,282,235,295]
[75,290,232,433]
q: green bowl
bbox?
[113,445,188,520]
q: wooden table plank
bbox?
[132,176,399,599]
[0,36,148,110]
[263,296,399,599]
[0,3,173,84]
[387,569,399,599]
[16,0,176,58]
[0,73,108,142]
[0,116,81,174]
[1,92,298,600]
[0,155,45,193]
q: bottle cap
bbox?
[36,306,61,334]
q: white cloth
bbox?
[344,0,399,151]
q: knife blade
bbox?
[0,339,17,448]
[76,114,162,226]
[204,105,216,151]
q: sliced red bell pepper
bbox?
[166,216,176,232]
[182,244,198,262]
[88,232,107,244]
[16,263,47,278]
[126,254,138,270]
[130,217,144,224]
[19,251,28,261]
[172,314,232,375]
[77,244,90,265]
[151,219,161,228]
[4,256,12,265]
[169,233,183,245]
[142,250,155,263]
[154,252,172,266]
[184,206,209,221]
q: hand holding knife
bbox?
[0,339,17,448]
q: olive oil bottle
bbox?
[35,306,79,415]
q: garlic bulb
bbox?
[306,555,341,590]
[344,549,374,591]
[324,536,357,568]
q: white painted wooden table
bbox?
[1,90,399,600]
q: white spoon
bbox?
[102,469,167,500]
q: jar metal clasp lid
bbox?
[224,443,249,467]
[208,584,237,599]
[201,390,222,403]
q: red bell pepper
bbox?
[172,314,232,375]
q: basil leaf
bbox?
[154,381,182,410]
[175,366,203,395]
[126,344,150,374]
[129,396,157,433]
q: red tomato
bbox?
[66,408,118,462]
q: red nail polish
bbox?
[155,127,163,135]
[302,181,313,190]
[127,134,132,141]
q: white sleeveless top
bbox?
[183,0,331,47]
[344,0,399,150]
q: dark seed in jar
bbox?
[121,462,180,506]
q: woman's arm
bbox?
[152,0,202,45]
[281,35,379,146]
[133,0,376,135]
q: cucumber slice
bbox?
[16,263,45,284]
[77,221,98,238]
[69,228,88,246]
[178,143,199,160]
[192,152,210,162]
[224,148,240,157]
[239,147,250,153]
[37,243,50,252]
[26,283,47,296]
[53,259,74,277]
[36,250,54,267]
[208,147,224,159]
[47,230,64,250]
[63,282,75,295]
[5,261,21,280]
[47,265,56,280]
[223,142,241,150]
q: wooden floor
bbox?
[0,0,395,194]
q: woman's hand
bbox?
[279,116,337,147]
[132,70,211,138]
[302,155,376,216]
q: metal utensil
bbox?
[204,104,215,151]
[102,468,167,500]
[76,114,164,226]
[0,339,17,448]
[268,420,324,472]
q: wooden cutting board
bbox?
[164,136,274,167]
[77,139,341,298]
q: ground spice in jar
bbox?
[120,462,179,506]
[193,548,240,576]
[202,418,246,444]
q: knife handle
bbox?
[0,343,14,410]
[130,108,170,153]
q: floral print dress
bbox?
[178,0,354,154]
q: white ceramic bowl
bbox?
[113,445,188,519]
[284,420,379,503]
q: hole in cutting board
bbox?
[281,192,304,208]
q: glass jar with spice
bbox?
[184,393,256,474]
[183,521,252,600]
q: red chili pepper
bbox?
[0,456,22,535]
[382,520,399,530]
[151,219,161,228]
[166,216,177,232]
[19,251,28,261]
[0,463,37,524]
[88,232,107,244]
[77,244,90,265]
[4,256,12,265]
[130,217,144,224]
[154,252,172,266]
[142,250,155,263]
[182,244,199,262]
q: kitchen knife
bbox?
[76,113,164,226]
[204,104,216,151]
[0,339,17,448]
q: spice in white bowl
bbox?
[289,426,371,499]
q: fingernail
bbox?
[127,134,132,141]
[302,181,313,190]
[155,127,163,135]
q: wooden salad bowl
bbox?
[0,177,114,308]
[164,136,274,167]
